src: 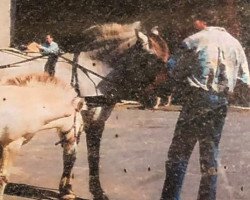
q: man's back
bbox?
[183,26,250,93]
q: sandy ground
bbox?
[3,105,250,200]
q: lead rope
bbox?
[73,109,83,145]
[73,110,77,142]
[0,54,46,69]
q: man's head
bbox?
[194,20,207,30]
[45,34,53,44]
[192,9,219,30]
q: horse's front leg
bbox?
[86,120,105,200]
[83,104,114,200]
[58,134,77,200]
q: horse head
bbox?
[134,26,170,62]
[89,22,171,102]
[127,26,172,107]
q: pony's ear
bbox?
[132,21,141,30]
[135,30,148,44]
[151,26,159,35]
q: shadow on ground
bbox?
[5,182,88,200]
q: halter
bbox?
[54,109,81,146]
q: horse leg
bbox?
[165,94,172,107]
[86,120,105,200]
[0,138,24,199]
[58,133,78,200]
[154,97,161,109]
[83,105,114,200]
[58,112,84,199]
[0,145,9,200]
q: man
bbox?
[160,14,250,200]
[37,34,59,76]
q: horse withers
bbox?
[0,73,86,200]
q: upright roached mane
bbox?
[83,21,142,58]
[1,73,78,104]
[3,73,67,88]
[87,21,141,41]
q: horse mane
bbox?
[148,34,170,63]
[3,73,68,89]
[91,21,141,41]
[85,21,170,64]
[85,21,142,58]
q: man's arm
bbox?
[182,31,203,50]
[238,46,250,87]
[39,42,59,54]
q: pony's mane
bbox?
[91,21,141,41]
[3,73,68,89]
[85,22,142,58]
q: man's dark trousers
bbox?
[160,89,228,200]
[44,54,58,76]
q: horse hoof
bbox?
[60,193,76,200]
[59,184,76,200]
[93,193,109,200]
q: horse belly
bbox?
[0,100,72,142]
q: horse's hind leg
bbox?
[83,105,114,200]
[154,97,161,109]
[0,145,7,200]
[0,138,24,199]
[59,135,77,200]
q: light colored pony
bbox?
[0,73,85,199]
[0,21,170,200]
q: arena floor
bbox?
[4,105,250,200]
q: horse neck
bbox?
[29,81,77,101]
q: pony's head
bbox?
[85,22,170,101]
[135,26,170,63]
[82,21,169,64]
[74,21,171,102]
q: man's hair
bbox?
[193,10,220,25]
[46,34,53,38]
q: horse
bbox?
[140,26,173,109]
[0,21,170,200]
[0,73,85,199]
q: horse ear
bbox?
[151,26,159,35]
[135,30,148,44]
[132,21,141,30]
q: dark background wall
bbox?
[14,0,250,54]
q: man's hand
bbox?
[36,44,43,49]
